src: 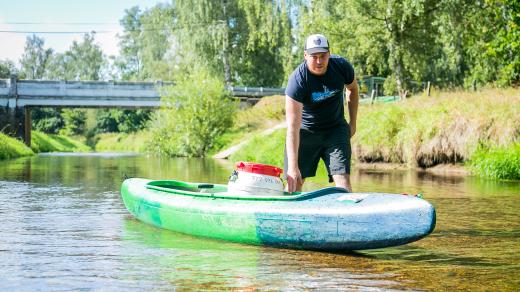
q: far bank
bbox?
[20,87,517,181]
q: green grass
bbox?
[214,95,286,153]
[31,131,91,153]
[468,143,520,180]
[229,128,286,167]
[1,131,91,160]
[0,133,34,160]
[94,131,150,152]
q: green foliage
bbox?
[45,33,105,80]
[60,109,86,136]
[31,108,64,134]
[93,109,151,134]
[0,133,34,160]
[173,0,293,86]
[31,131,90,153]
[148,69,237,157]
[469,143,520,180]
[113,4,176,81]
[0,59,17,78]
[20,35,53,79]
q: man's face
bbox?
[304,51,330,76]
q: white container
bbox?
[227,162,284,196]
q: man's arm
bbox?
[345,78,359,137]
[285,95,303,193]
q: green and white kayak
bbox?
[120,178,436,250]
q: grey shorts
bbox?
[285,124,351,183]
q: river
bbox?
[0,153,518,290]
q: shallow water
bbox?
[0,154,518,290]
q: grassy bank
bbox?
[228,88,520,180]
[93,132,150,152]
[31,131,90,153]
[0,132,34,160]
[0,131,91,161]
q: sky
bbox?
[0,0,167,65]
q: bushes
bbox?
[148,69,237,157]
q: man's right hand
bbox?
[286,168,303,193]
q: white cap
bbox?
[304,34,329,54]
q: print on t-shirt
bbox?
[311,85,339,103]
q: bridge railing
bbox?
[0,77,286,108]
[227,86,285,97]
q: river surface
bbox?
[0,153,518,291]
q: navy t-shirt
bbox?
[285,55,355,131]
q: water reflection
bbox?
[122,219,406,291]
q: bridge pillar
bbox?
[7,107,27,144]
[0,74,30,145]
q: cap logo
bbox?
[314,38,321,46]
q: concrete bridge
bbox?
[0,75,285,146]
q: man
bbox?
[285,33,359,193]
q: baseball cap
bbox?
[304,34,329,54]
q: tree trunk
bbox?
[221,0,232,87]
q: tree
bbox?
[173,0,293,87]
[20,35,53,79]
[0,60,17,78]
[466,0,520,86]
[44,33,106,135]
[115,6,144,80]
[350,0,440,98]
[149,68,237,157]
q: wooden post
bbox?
[24,107,31,147]
[426,81,431,97]
[472,80,477,91]
[370,90,376,105]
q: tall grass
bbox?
[354,88,520,168]
[469,144,520,180]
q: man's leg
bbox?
[332,174,352,192]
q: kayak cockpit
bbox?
[145,179,349,201]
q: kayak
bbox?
[120,178,436,250]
